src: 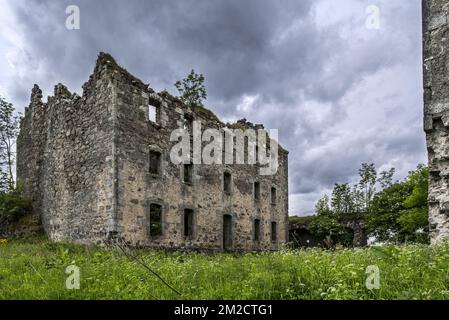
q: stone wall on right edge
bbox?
[422,0,449,243]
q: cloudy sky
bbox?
[0,0,426,215]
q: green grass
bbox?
[1,238,449,300]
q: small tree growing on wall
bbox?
[0,96,20,192]
[174,69,207,108]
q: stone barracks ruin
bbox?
[16,53,289,251]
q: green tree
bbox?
[367,165,429,244]
[402,165,428,209]
[174,70,207,108]
[315,195,332,216]
[367,182,409,242]
[331,183,353,217]
[397,165,429,243]
[309,214,350,248]
[378,168,395,189]
[351,184,365,215]
[0,96,19,192]
[313,163,429,246]
[358,163,377,213]
[0,184,32,224]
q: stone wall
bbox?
[111,57,289,251]
[17,53,289,251]
[422,0,449,243]
[17,56,118,244]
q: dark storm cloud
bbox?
[1,0,427,214]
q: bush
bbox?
[308,215,353,247]
[0,187,33,223]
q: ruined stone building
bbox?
[16,53,289,251]
[423,0,449,243]
[289,217,366,249]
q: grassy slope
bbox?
[1,238,449,300]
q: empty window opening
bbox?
[183,163,193,184]
[271,222,277,242]
[149,204,162,237]
[148,97,161,124]
[184,209,194,238]
[183,114,193,130]
[254,182,260,201]
[224,172,232,194]
[255,145,259,163]
[149,150,161,175]
[223,214,233,250]
[271,187,277,205]
[254,219,261,241]
[149,104,157,122]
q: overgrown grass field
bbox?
[1,238,449,300]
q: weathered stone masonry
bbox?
[17,53,289,251]
[423,0,449,243]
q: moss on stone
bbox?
[226,122,247,130]
[289,215,315,226]
[55,84,72,98]
[192,105,220,123]
[157,89,221,123]
[97,52,119,70]
[96,52,145,88]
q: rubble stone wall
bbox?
[423,0,449,243]
[17,53,289,251]
[17,57,117,244]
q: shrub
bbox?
[0,187,32,223]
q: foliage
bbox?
[378,168,395,189]
[397,208,428,243]
[0,96,20,192]
[367,183,409,242]
[313,163,429,245]
[315,195,331,217]
[331,183,354,218]
[397,166,429,243]
[288,215,315,225]
[402,165,428,209]
[308,215,352,247]
[367,165,429,244]
[358,163,377,212]
[315,163,380,220]
[1,239,449,300]
[0,96,31,225]
[174,70,207,108]
[0,186,33,224]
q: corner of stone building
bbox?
[17,52,126,244]
[422,0,449,244]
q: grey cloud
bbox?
[2,0,427,215]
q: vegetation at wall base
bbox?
[0,186,33,225]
